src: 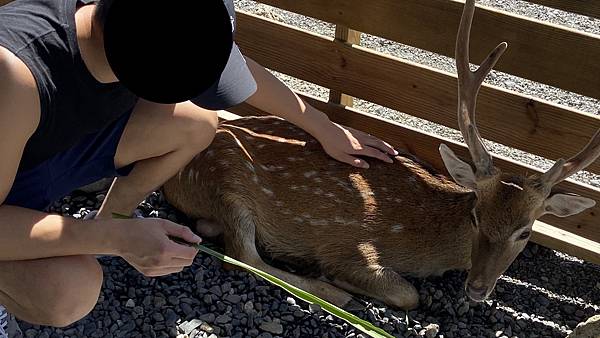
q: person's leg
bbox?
[0,255,103,327]
[96,99,218,219]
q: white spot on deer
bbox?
[205,150,215,157]
[287,157,297,162]
[245,162,255,172]
[391,224,405,233]
[501,180,524,191]
[252,175,259,184]
[314,188,323,195]
[261,187,274,196]
[293,217,303,223]
[325,193,336,198]
[245,135,254,141]
[290,185,298,190]
[381,187,388,192]
[274,201,284,207]
[266,130,274,134]
[301,185,309,191]
[282,172,291,178]
[310,219,328,226]
[394,198,403,203]
[301,213,311,219]
[314,177,323,183]
[281,209,292,215]
[219,160,230,166]
[304,171,318,178]
[209,167,216,172]
[256,144,266,149]
[334,216,346,223]
[273,121,281,125]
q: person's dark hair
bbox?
[93,0,115,28]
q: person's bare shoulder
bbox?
[0,45,41,203]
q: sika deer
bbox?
[163,0,599,309]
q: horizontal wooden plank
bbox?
[253,0,600,99]
[228,94,600,263]
[526,0,600,19]
[532,220,600,265]
[236,12,600,175]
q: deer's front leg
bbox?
[331,266,419,310]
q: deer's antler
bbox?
[456,0,507,177]
[540,129,600,186]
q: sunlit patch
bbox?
[357,242,380,266]
[350,174,378,214]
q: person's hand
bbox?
[315,121,398,168]
[111,218,201,277]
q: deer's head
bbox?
[439,0,599,302]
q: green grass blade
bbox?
[196,244,395,338]
[111,212,394,338]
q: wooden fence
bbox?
[228,0,600,264]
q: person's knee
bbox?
[180,108,218,151]
[32,256,103,327]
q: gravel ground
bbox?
[18,1,600,338]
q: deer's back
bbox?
[164,117,476,276]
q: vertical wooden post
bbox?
[328,25,361,107]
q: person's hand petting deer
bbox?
[0,0,396,331]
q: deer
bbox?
[163,0,599,310]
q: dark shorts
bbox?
[5,110,136,211]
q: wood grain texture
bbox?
[253,0,600,99]
[228,95,600,263]
[526,0,600,19]
[236,12,600,175]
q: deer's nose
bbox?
[466,282,489,301]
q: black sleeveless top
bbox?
[0,0,138,171]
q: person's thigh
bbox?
[0,255,103,327]
[114,99,219,169]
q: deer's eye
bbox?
[518,231,531,240]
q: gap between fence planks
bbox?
[526,0,600,19]
[235,11,600,176]
[254,0,600,100]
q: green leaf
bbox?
[195,244,395,338]
[112,213,394,338]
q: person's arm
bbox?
[244,57,397,168]
[0,48,199,276]
[0,46,116,261]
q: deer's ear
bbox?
[542,193,596,218]
[439,144,477,190]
